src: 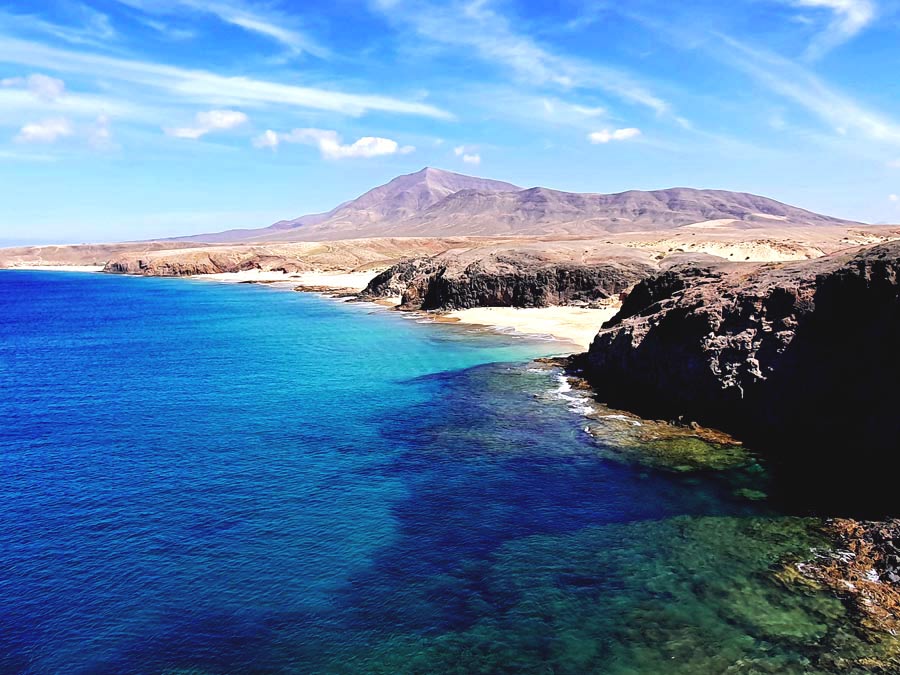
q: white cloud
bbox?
[109,0,327,57]
[252,129,280,149]
[26,73,65,100]
[1,73,65,101]
[453,144,481,164]
[787,0,875,59]
[589,127,642,143]
[254,128,413,159]
[890,194,899,202]
[0,37,451,120]
[372,0,671,115]
[165,109,248,139]
[15,117,73,143]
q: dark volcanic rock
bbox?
[582,241,900,514]
[363,250,655,311]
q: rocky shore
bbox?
[576,240,899,514]
[361,244,655,310]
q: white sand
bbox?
[293,271,379,291]
[196,270,301,283]
[447,305,621,351]
[6,265,105,272]
[622,238,820,262]
[195,269,379,290]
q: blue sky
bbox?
[1,0,900,243]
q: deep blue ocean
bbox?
[0,271,877,674]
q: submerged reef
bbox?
[335,517,900,674]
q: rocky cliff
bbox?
[581,241,900,513]
[363,244,656,310]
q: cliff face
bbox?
[582,241,900,513]
[363,250,655,310]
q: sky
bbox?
[1,0,900,244]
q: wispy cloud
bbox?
[0,37,451,120]
[253,128,415,159]
[718,34,900,146]
[1,73,65,101]
[138,17,196,41]
[589,127,642,143]
[786,0,876,59]
[90,114,116,150]
[0,5,116,48]
[15,118,74,143]
[164,109,247,139]
[372,0,672,116]
[110,0,328,58]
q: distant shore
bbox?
[6,265,105,272]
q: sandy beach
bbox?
[195,269,380,291]
[196,268,616,350]
[446,305,621,351]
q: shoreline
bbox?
[189,268,617,352]
[4,265,105,272]
[445,305,619,352]
[5,259,898,658]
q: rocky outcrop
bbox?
[797,519,900,634]
[363,246,656,310]
[581,241,900,513]
[99,238,477,277]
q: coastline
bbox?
[445,305,619,352]
[193,269,379,291]
[4,265,105,272]
[5,258,900,665]
[193,268,616,352]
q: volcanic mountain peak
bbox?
[173,168,861,243]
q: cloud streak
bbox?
[109,0,328,58]
[0,5,116,48]
[718,34,900,146]
[372,0,671,116]
[0,37,451,120]
[788,0,875,59]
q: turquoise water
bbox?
[0,271,886,673]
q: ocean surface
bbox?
[0,271,881,674]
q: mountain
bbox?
[174,167,861,243]
[176,168,520,244]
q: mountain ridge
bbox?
[173,167,862,243]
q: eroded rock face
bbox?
[582,241,900,513]
[363,251,655,310]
